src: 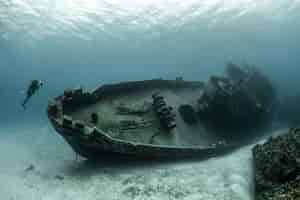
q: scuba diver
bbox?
[22,80,44,110]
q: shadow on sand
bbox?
[63,146,239,178]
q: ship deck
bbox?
[66,87,224,147]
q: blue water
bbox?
[0,0,299,199]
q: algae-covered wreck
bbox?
[47,64,276,159]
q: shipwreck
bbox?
[47,64,276,159]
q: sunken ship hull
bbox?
[50,122,237,159]
[47,79,240,159]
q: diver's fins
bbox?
[21,102,27,110]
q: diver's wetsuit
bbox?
[22,80,43,110]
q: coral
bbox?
[253,128,300,199]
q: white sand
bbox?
[0,124,261,200]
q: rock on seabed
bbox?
[253,127,300,200]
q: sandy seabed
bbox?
[0,124,256,200]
